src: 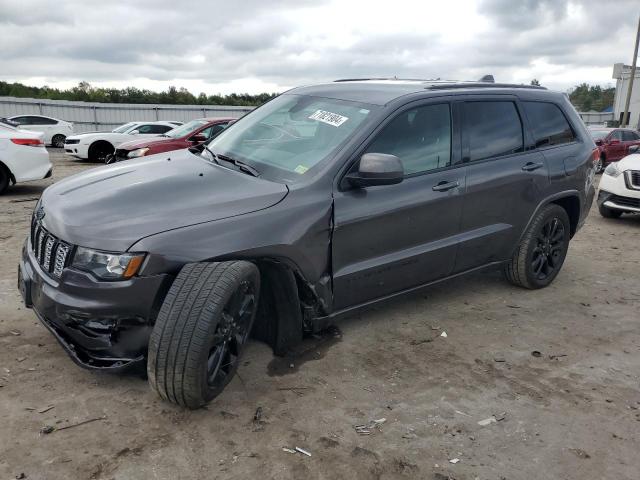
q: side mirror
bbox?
[609,139,620,145]
[189,134,207,143]
[594,139,603,146]
[130,130,139,135]
[346,153,404,188]
[629,145,640,154]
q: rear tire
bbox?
[595,154,605,174]
[598,203,623,219]
[0,165,9,195]
[88,141,114,163]
[51,134,66,148]
[148,261,260,408]
[504,204,570,289]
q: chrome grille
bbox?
[629,170,640,189]
[30,220,73,278]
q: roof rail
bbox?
[333,77,547,90]
[424,82,547,90]
[333,77,443,82]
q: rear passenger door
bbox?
[332,100,466,310]
[454,97,549,273]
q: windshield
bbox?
[165,119,208,138]
[113,122,137,133]
[206,94,377,183]
[589,129,610,140]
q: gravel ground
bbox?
[1,149,639,480]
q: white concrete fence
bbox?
[0,96,254,133]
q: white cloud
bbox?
[0,0,636,94]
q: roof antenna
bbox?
[479,74,495,83]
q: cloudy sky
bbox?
[0,0,638,95]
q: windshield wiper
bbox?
[202,147,260,177]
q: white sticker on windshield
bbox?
[309,110,349,127]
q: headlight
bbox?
[72,247,145,280]
[127,147,150,158]
[604,162,622,178]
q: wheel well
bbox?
[551,196,580,237]
[0,160,16,184]
[89,140,114,154]
[251,260,305,356]
[600,151,606,161]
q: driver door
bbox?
[332,101,466,310]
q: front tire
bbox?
[595,155,605,174]
[51,134,66,148]
[148,261,260,408]
[504,204,570,289]
[88,141,114,163]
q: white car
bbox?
[0,120,52,195]
[8,115,74,148]
[64,121,177,163]
[597,145,640,218]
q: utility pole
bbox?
[621,14,640,127]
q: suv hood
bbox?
[40,149,288,251]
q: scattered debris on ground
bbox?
[354,417,387,435]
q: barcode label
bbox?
[308,110,349,127]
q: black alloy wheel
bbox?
[504,204,570,289]
[530,217,566,281]
[206,280,256,389]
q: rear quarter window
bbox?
[523,102,575,148]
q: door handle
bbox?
[522,162,544,172]
[432,180,460,192]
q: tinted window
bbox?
[611,130,624,141]
[523,102,575,148]
[32,116,57,125]
[366,103,451,175]
[11,116,28,125]
[465,102,523,161]
[135,124,170,134]
[622,130,640,141]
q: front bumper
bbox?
[19,240,173,372]
[598,169,640,213]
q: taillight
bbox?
[11,138,44,147]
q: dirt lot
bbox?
[1,149,639,480]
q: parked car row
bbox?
[63,121,179,162]
[0,112,232,193]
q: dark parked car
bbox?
[589,127,640,173]
[19,79,596,408]
[111,118,233,163]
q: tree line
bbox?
[1,79,615,111]
[0,81,278,107]
[567,83,615,112]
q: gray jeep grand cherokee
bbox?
[19,79,596,408]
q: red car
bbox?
[589,127,640,173]
[113,117,234,162]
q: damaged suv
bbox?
[19,79,596,408]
